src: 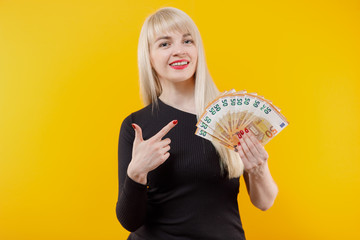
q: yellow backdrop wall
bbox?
[1,0,359,239]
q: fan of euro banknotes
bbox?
[195,89,289,151]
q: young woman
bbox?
[116,7,278,240]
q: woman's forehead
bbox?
[151,30,192,42]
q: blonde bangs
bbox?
[146,9,198,47]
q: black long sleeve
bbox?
[116,99,246,240]
[116,114,148,232]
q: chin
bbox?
[170,76,195,83]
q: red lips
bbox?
[169,59,189,65]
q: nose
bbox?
[172,43,187,56]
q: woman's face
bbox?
[150,31,197,84]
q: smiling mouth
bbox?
[169,61,189,66]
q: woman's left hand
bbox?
[236,127,278,210]
[236,128,269,175]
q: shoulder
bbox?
[119,103,156,141]
[121,102,156,126]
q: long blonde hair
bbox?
[137,7,244,178]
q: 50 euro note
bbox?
[195,92,241,150]
[195,91,289,151]
[243,101,289,145]
[196,113,241,150]
[196,95,238,147]
[195,127,235,150]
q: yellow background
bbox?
[1,0,359,239]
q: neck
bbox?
[159,77,196,114]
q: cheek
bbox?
[190,49,198,65]
[150,58,161,73]
[150,52,168,68]
[149,53,155,68]
[192,54,198,69]
[150,50,159,65]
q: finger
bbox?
[236,145,252,170]
[246,128,263,150]
[162,145,171,153]
[160,152,170,163]
[246,129,269,160]
[160,138,171,146]
[242,129,262,158]
[131,123,143,143]
[239,137,256,162]
[153,120,178,140]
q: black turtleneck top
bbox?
[116,98,246,240]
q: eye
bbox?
[184,39,193,44]
[159,42,170,47]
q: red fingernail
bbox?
[240,130,244,135]
[131,124,136,129]
[245,128,249,133]
[173,120,178,125]
[238,142,240,145]
[237,132,242,139]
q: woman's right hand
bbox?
[127,120,178,184]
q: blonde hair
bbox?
[137,7,244,178]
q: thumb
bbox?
[131,123,143,143]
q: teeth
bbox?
[170,61,188,66]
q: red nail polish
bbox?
[245,128,249,133]
[237,132,242,139]
[131,124,136,129]
[240,130,244,135]
[173,120,178,125]
[238,142,240,145]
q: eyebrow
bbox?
[154,33,192,43]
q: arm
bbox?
[115,115,147,232]
[243,161,278,211]
[237,128,278,211]
[115,117,177,231]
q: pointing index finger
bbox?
[153,120,178,140]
